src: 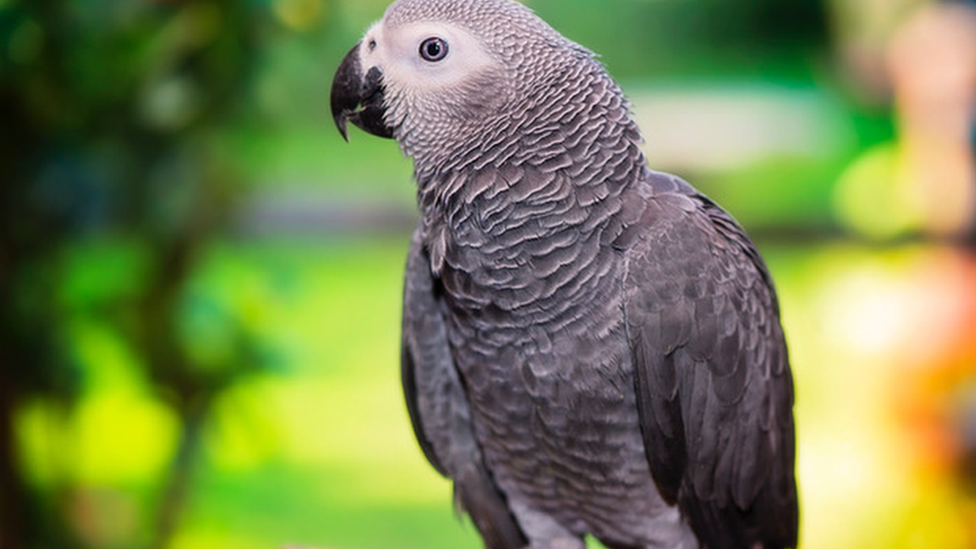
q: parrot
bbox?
[329,1,798,548]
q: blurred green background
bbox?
[2,0,976,548]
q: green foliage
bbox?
[530,0,828,81]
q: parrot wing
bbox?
[620,171,798,549]
[401,226,527,549]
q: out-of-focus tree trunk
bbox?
[0,383,25,549]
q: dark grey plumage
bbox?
[331,1,798,548]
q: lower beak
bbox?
[330,42,394,141]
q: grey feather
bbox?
[402,227,527,549]
[623,172,798,549]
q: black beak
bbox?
[330,42,394,141]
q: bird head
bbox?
[330,0,603,161]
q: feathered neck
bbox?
[408,56,645,219]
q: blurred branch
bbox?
[151,394,209,549]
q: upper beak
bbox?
[330,42,394,141]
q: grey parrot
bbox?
[329,1,798,548]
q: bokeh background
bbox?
[2,0,976,548]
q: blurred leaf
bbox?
[58,238,151,312]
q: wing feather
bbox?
[623,171,798,549]
[401,227,527,549]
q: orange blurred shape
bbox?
[889,247,976,478]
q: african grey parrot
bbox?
[329,1,798,548]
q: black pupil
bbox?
[422,38,446,61]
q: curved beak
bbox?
[330,42,394,141]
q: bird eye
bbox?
[419,37,448,62]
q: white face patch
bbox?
[363,20,502,103]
